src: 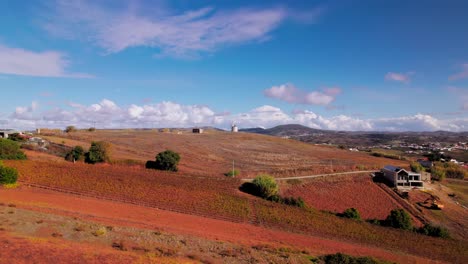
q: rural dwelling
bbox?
[382,165,424,189]
[417,159,433,169]
[192,128,204,134]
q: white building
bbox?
[382,165,423,189]
[231,124,238,133]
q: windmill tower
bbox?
[231,122,238,133]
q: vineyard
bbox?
[4,159,468,263]
[5,160,251,222]
[280,174,405,220]
[251,199,467,263]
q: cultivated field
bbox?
[3,158,468,263]
[280,174,403,220]
[40,129,408,177]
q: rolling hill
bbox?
[39,128,407,177]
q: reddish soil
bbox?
[0,232,139,264]
[0,186,440,264]
[281,174,403,219]
[41,129,408,177]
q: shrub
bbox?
[252,174,278,199]
[0,139,27,160]
[147,150,181,172]
[283,196,306,208]
[7,133,26,142]
[85,141,111,164]
[321,253,383,264]
[445,167,466,180]
[410,162,424,173]
[88,127,96,132]
[65,126,77,133]
[65,146,85,162]
[431,166,446,181]
[385,209,413,230]
[0,165,18,185]
[418,223,450,238]
[224,169,240,177]
[342,208,361,220]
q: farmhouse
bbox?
[382,165,424,189]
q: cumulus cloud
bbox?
[385,72,413,83]
[4,99,467,132]
[264,83,341,106]
[42,0,321,58]
[448,63,468,81]
[0,44,92,78]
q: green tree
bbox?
[252,174,278,199]
[0,139,27,160]
[65,146,85,162]
[0,165,18,184]
[342,208,361,220]
[385,209,413,230]
[85,141,111,164]
[147,150,181,172]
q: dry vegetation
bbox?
[40,129,408,177]
[2,129,466,263]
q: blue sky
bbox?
[0,0,467,131]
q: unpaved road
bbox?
[241,170,375,181]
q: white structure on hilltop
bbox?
[231,123,238,133]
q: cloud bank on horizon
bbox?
[2,99,466,132]
[0,0,467,132]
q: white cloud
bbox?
[0,44,92,78]
[4,100,467,132]
[264,83,341,106]
[43,1,321,58]
[449,63,468,81]
[385,72,413,83]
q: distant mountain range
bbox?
[240,124,468,147]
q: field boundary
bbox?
[241,170,375,181]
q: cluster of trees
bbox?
[339,207,450,238]
[358,208,450,238]
[146,150,181,172]
[0,139,26,160]
[431,162,466,181]
[64,142,111,164]
[0,161,18,185]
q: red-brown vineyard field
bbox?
[280,174,403,220]
[40,129,408,177]
[4,159,468,263]
[5,160,251,222]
